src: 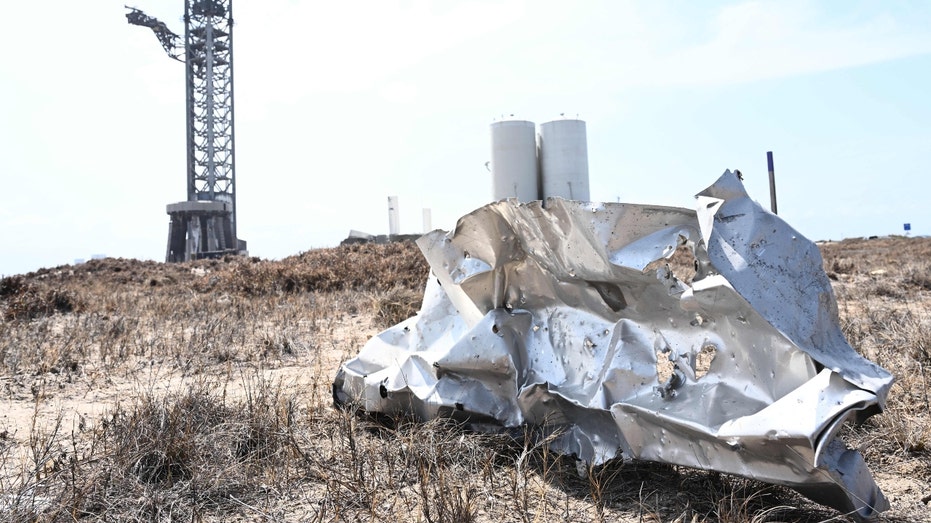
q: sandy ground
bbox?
[0,310,370,481]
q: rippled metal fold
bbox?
[333,171,893,520]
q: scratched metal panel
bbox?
[333,171,893,520]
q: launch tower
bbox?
[126,0,246,262]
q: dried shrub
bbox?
[371,286,423,328]
[829,257,856,275]
[0,275,26,298]
[905,270,931,291]
[192,241,430,296]
[869,282,905,299]
[1,277,81,321]
[61,378,298,520]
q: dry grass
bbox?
[822,237,931,469]
[0,238,928,522]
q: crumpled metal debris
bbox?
[333,171,893,520]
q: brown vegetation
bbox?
[0,237,928,521]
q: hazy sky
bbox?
[1,1,929,276]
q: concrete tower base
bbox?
[165,201,247,262]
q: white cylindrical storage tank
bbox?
[491,120,539,202]
[387,196,400,236]
[539,119,590,201]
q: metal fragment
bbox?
[333,171,893,520]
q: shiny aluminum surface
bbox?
[334,171,893,520]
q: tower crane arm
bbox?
[125,6,184,62]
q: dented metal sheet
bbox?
[333,171,894,520]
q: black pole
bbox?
[767,151,777,214]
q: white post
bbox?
[422,208,432,233]
[388,196,400,236]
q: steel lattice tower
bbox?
[127,0,246,262]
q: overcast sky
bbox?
[1,1,929,276]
